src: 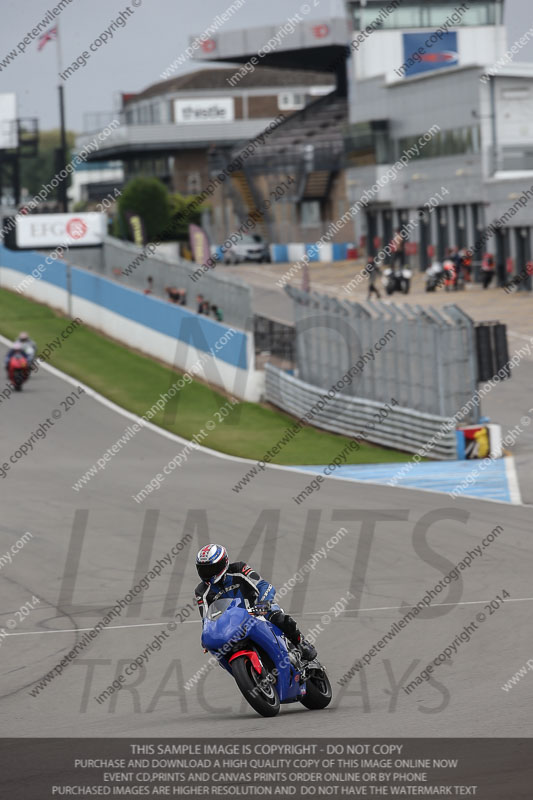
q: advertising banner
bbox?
[189,223,211,266]
[16,213,107,248]
[402,32,458,77]
[126,213,146,247]
[175,97,234,124]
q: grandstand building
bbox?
[186,17,352,246]
[191,1,533,283]
[80,1,533,284]
[345,0,533,285]
[76,67,335,243]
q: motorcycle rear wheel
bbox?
[232,655,280,717]
[12,369,25,390]
[300,668,332,710]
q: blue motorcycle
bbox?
[201,597,332,718]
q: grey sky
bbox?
[0,0,531,131]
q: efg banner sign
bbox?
[401,31,458,77]
[15,212,107,248]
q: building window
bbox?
[423,2,500,26]
[345,120,392,166]
[349,1,502,30]
[187,172,202,193]
[300,200,321,227]
[397,125,480,159]
[278,93,306,110]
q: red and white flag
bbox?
[37,26,58,51]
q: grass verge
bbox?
[0,287,410,465]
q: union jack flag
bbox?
[38,26,58,51]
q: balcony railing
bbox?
[208,142,345,176]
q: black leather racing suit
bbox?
[194,561,301,646]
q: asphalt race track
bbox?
[1,341,532,738]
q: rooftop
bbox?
[124,67,335,103]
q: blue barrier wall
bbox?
[270,244,289,263]
[0,245,68,289]
[0,245,247,369]
[269,243,352,263]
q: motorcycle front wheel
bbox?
[12,370,25,390]
[300,668,332,710]
[232,655,280,717]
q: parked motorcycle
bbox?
[383,266,412,295]
[6,352,29,391]
[425,262,445,292]
[201,597,332,718]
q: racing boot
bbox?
[297,635,317,662]
[269,610,317,660]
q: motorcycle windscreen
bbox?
[205,598,236,621]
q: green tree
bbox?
[115,176,170,242]
[166,192,209,241]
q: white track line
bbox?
[4,596,532,637]
[0,334,522,508]
[505,455,523,504]
[508,331,533,343]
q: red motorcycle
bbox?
[7,352,29,391]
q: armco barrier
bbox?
[0,245,263,402]
[265,364,458,459]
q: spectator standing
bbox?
[451,247,462,290]
[165,286,180,303]
[460,248,472,284]
[144,276,153,295]
[443,253,456,291]
[196,294,205,313]
[391,230,405,268]
[211,304,223,321]
[366,260,381,300]
[481,253,495,289]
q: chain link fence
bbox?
[284,286,480,424]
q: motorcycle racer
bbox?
[195,544,317,661]
[5,332,37,368]
[5,346,29,390]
